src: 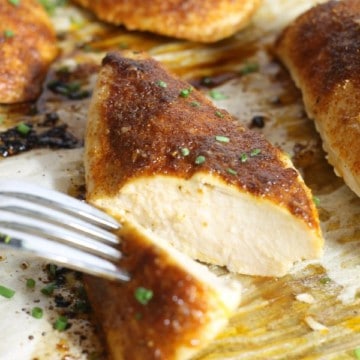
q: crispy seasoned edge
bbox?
[84,223,231,360]
[85,51,320,231]
[275,0,360,190]
[72,0,261,42]
[0,0,58,103]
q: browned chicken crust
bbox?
[72,0,261,43]
[275,0,360,197]
[0,0,58,103]
[86,50,320,230]
[84,223,238,360]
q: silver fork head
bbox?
[0,180,130,282]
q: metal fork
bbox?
[0,180,129,281]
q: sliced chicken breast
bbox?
[84,222,241,360]
[72,0,261,43]
[84,51,323,277]
[275,0,360,197]
[0,0,58,103]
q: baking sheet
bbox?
[1,0,360,358]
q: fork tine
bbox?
[0,209,121,261]
[0,227,130,281]
[0,180,119,230]
[0,195,119,245]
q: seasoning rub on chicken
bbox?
[84,222,241,360]
[85,50,323,277]
[71,0,261,43]
[0,0,58,103]
[275,0,360,197]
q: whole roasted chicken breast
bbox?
[72,0,261,43]
[84,51,323,277]
[0,0,58,103]
[276,0,360,197]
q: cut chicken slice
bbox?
[84,222,241,360]
[84,50,323,277]
[275,0,360,197]
[0,0,58,103]
[71,0,261,43]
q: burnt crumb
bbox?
[42,112,60,126]
[249,115,266,128]
[55,294,72,308]
[0,122,80,158]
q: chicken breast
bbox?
[84,222,241,360]
[275,0,360,197]
[84,50,323,277]
[0,0,58,103]
[71,0,261,43]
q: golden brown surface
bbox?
[85,50,320,231]
[275,0,360,197]
[0,0,58,104]
[84,223,235,360]
[71,0,261,43]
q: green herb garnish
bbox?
[0,285,15,299]
[4,29,15,38]
[41,283,55,296]
[180,147,190,156]
[250,148,261,157]
[240,153,248,163]
[26,278,36,288]
[134,287,153,305]
[209,89,228,100]
[31,307,43,319]
[8,0,20,6]
[354,348,360,359]
[240,62,259,75]
[215,111,224,118]
[54,315,68,331]
[179,87,192,98]
[313,196,321,207]
[195,155,206,165]
[156,80,167,88]
[190,101,200,107]
[226,168,237,175]
[16,122,31,135]
[319,277,331,284]
[215,135,230,143]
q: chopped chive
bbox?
[16,122,31,135]
[179,87,192,98]
[48,263,57,278]
[190,101,200,107]
[240,153,248,163]
[156,80,167,88]
[134,287,153,305]
[31,307,43,319]
[41,283,55,296]
[354,348,360,359]
[240,62,259,75]
[313,196,320,207]
[4,235,11,243]
[195,155,206,165]
[8,0,20,6]
[215,135,230,143]
[209,89,228,100]
[0,285,15,299]
[118,42,128,49]
[180,147,190,156]
[215,111,224,118]
[26,278,36,288]
[319,277,331,284]
[4,29,15,38]
[250,148,261,157]
[226,168,237,175]
[54,315,68,331]
[0,115,4,124]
